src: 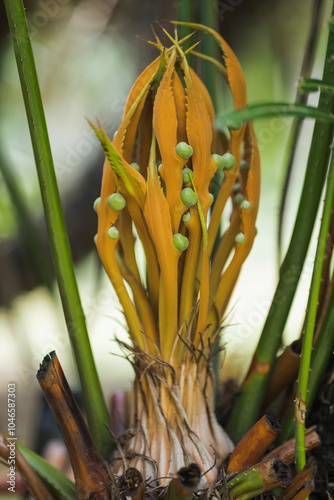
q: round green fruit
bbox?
[130,162,140,171]
[222,153,236,170]
[212,154,224,171]
[181,188,198,207]
[93,197,101,212]
[234,193,245,205]
[241,200,251,210]
[240,160,250,171]
[173,233,189,251]
[108,193,126,211]
[175,142,193,160]
[182,168,194,185]
[182,211,191,223]
[235,232,245,244]
[107,227,119,239]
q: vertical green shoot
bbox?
[4,0,113,457]
[295,144,334,472]
[226,5,334,443]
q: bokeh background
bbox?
[0,0,330,495]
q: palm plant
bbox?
[1,0,334,499]
[89,23,259,485]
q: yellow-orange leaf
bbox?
[153,49,187,233]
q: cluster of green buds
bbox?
[90,23,260,485]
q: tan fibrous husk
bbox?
[111,338,233,487]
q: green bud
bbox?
[235,232,245,244]
[182,211,191,223]
[107,227,119,239]
[222,153,236,170]
[182,168,194,184]
[212,153,224,171]
[108,193,126,211]
[175,142,193,160]
[241,200,251,210]
[94,234,98,244]
[234,193,245,205]
[226,118,243,130]
[93,197,101,212]
[173,233,189,251]
[113,129,118,139]
[130,162,140,171]
[232,182,241,193]
[181,187,198,207]
[240,159,250,171]
[209,193,214,204]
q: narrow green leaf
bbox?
[294,134,334,472]
[151,50,167,97]
[216,102,334,130]
[18,443,76,500]
[299,77,334,94]
[4,0,113,457]
[88,120,146,209]
[227,3,334,443]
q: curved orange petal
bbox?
[124,195,160,318]
[178,208,201,329]
[153,49,187,233]
[144,136,180,361]
[114,58,161,162]
[213,124,260,319]
[189,67,215,126]
[95,196,145,349]
[182,59,216,220]
[173,22,247,109]
[172,71,187,144]
[115,250,158,351]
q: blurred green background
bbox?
[0,0,330,494]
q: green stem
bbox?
[307,281,334,407]
[278,0,324,265]
[198,0,220,111]
[0,153,54,290]
[4,0,113,457]
[227,467,265,500]
[216,102,334,127]
[280,274,334,443]
[177,0,194,61]
[18,443,76,500]
[294,139,334,472]
[226,459,291,500]
[226,6,334,444]
[299,77,334,94]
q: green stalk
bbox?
[299,77,334,94]
[226,459,292,500]
[18,443,76,500]
[294,142,334,472]
[278,0,324,265]
[198,0,220,111]
[177,0,194,60]
[280,275,334,443]
[226,7,334,443]
[4,0,113,457]
[0,153,54,289]
[307,281,334,407]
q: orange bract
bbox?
[91,24,260,483]
[92,24,260,363]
